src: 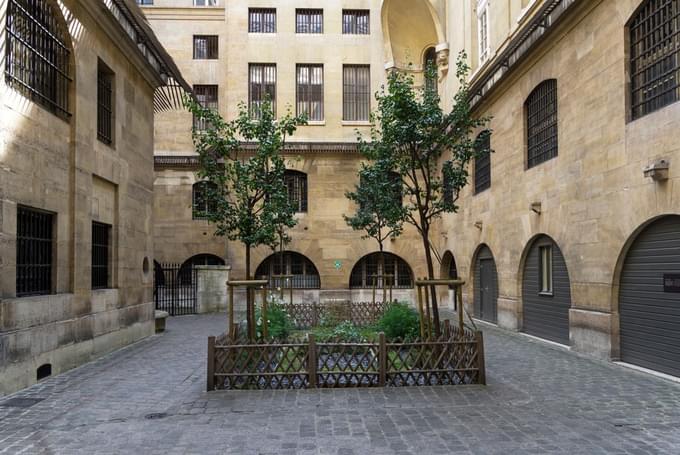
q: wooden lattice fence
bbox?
[280,300,389,328]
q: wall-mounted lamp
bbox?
[644,159,669,181]
[530,202,542,214]
[474,221,483,230]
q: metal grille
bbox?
[630,0,680,120]
[342,9,370,34]
[16,206,53,297]
[525,79,558,169]
[296,9,323,34]
[424,47,437,93]
[249,64,276,118]
[296,64,324,121]
[154,263,197,316]
[284,170,308,213]
[255,252,320,289]
[192,181,218,220]
[97,63,114,145]
[349,253,413,289]
[193,84,218,130]
[193,35,218,59]
[5,0,71,118]
[343,65,370,121]
[249,8,276,33]
[474,131,491,193]
[91,222,110,290]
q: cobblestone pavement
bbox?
[2,314,680,454]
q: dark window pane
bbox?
[296,9,323,33]
[249,8,276,33]
[284,170,308,212]
[342,9,370,34]
[474,131,491,193]
[249,64,276,118]
[91,222,111,289]
[97,61,114,145]
[525,80,558,168]
[16,207,53,297]
[343,65,370,121]
[193,35,218,59]
[296,64,324,121]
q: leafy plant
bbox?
[256,303,294,340]
[378,302,420,340]
[330,320,363,342]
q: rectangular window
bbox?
[526,80,558,168]
[296,9,323,33]
[474,132,491,193]
[343,65,370,121]
[539,245,553,294]
[193,85,218,130]
[97,61,114,145]
[296,64,324,121]
[249,64,276,118]
[249,8,276,33]
[478,1,489,64]
[91,222,111,290]
[194,0,217,6]
[193,35,218,59]
[16,206,53,297]
[342,9,370,34]
[136,0,153,5]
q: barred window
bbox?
[342,9,370,34]
[16,206,54,297]
[249,64,276,118]
[255,252,321,289]
[5,0,71,118]
[284,170,308,213]
[478,0,490,64]
[424,47,437,94]
[97,61,114,145]
[474,131,491,193]
[343,65,370,121]
[525,79,558,169]
[136,0,153,5]
[193,85,218,130]
[629,0,680,120]
[193,35,218,59]
[349,252,413,289]
[192,181,218,220]
[249,8,276,33]
[91,222,111,290]
[296,65,324,121]
[194,0,217,6]
[296,9,323,34]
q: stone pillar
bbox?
[196,265,231,314]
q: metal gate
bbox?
[154,262,197,316]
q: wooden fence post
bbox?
[476,331,486,385]
[456,285,464,335]
[308,334,317,388]
[261,287,268,339]
[378,332,386,387]
[207,336,215,392]
[444,319,451,338]
[417,282,425,339]
[228,283,234,339]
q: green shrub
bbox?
[377,302,420,340]
[330,320,362,342]
[256,303,293,340]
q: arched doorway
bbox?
[255,251,320,289]
[179,254,225,284]
[619,215,680,377]
[521,235,571,345]
[473,245,498,323]
[441,250,458,309]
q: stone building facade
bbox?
[0,0,189,395]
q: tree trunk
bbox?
[421,232,441,337]
[245,243,252,340]
[379,242,386,303]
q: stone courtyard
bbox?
[1,314,679,454]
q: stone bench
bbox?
[155,310,169,333]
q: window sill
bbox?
[304,121,326,126]
[342,121,371,127]
[538,291,554,297]
[248,32,277,36]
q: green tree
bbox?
[358,53,491,335]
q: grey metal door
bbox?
[474,246,498,323]
[619,216,680,377]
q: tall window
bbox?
[97,61,114,145]
[284,170,308,213]
[16,206,54,297]
[478,0,490,64]
[255,252,321,289]
[424,47,438,93]
[5,0,71,118]
[193,35,218,59]
[91,222,111,290]
[249,8,276,33]
[192,181,218,220]
[474,131,491,193]
[349,252,413,289]
[539,245,553,294]
[193,85,218,130]
[296,65,324,121]
[343,65,370,121]
[249,64,276,118]
[296,9,323,34]
[525,79,558,169]
[629,0,680,120]
[342,10,370,34]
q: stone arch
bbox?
[255,251,321,289]
[469,243,498,323]
[178,254,225,284]
[349,251,414,289]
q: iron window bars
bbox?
[194,0,217,6]
[16,206,53,297]
[342,10,370,34]
[525,79,558,169]
[193,35,218,59]
[350,253,413,289]
[97,61,114,145]
[630,0,680,120]
[284,170,308,213]
[343,65,370,121]
[249,63,277,118]
[5,0,72,119]
[192,181,218,220]
[296,9,323,34]
[424,47,438,94]
[296,64,324,121]
[193,85,218,130]
[255,252,321,289]
[91,222,111,290]
[249,8,276,33]
[474,131,491,193]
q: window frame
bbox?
[248,8,277,33]
[349,253,414,289]
[249,63,277,118]
[525,79,558,169]
[193,84,218,131]
[342,65,371,122]
[193,35,218,60]
[538,244,553,296]
[474,131,491,194]
[296,9,323,34]
[192,181,218,220]
[16,206,55,297]
[91,221,112,290]
[97,60,115,146]
[296,64,324,121]
[283,170,308,213]
[477,0,490,65]
[255,252,321,289]
[342,9,370,35]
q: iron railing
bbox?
[154,263,198,316]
